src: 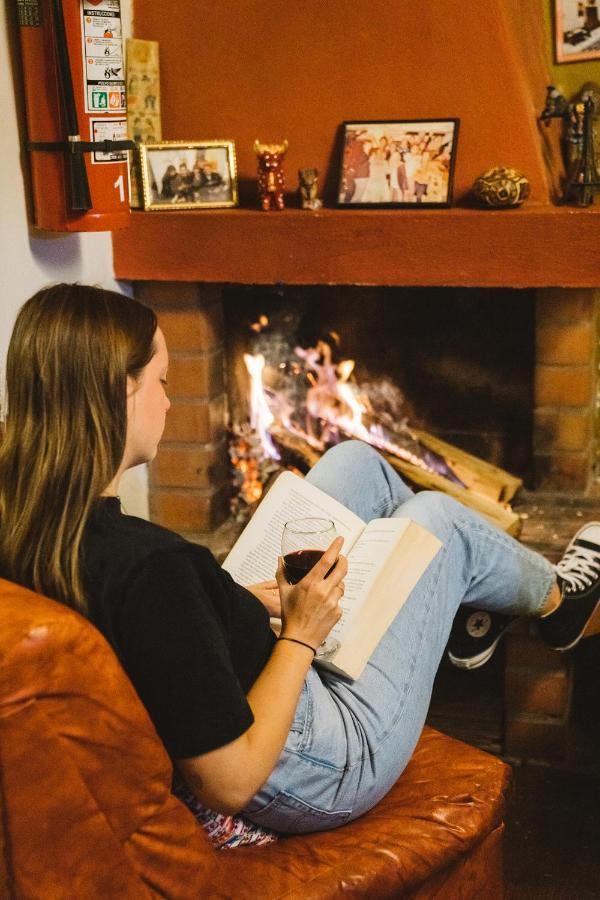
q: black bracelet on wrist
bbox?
[277,635,317,657]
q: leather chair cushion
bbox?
[0,579,224,898]
[0,579,510,899]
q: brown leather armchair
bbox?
[0,578,510,898]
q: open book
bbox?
[223,471,442,680]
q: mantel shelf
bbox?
[112,205,600,289]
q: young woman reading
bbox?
[1,283,598,833]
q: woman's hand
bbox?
[247,580,281,617]
[276,536,347,651]
[178,536,348,814]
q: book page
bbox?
[222,471,365,586]
[328,518,410,642]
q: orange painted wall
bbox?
[132,1,554,205]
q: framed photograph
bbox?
[139,141,238,210]
[555,0,600,62]
[337,119,459,209]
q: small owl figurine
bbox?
[298,168,322,210]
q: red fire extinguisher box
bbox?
[17,0,133,232]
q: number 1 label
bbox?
[114,173,125,202]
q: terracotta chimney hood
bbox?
[113,1,600,288]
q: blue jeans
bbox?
[243,441,555,833]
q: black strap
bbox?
[27,139,136,154]
[49,0,91,210]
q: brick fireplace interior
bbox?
[223,285,536,480]
[114,1,600,768]
[135,282,600,537]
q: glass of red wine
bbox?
[282,517,337,584]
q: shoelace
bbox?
[554,543,600,593]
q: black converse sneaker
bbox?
[538,521,600,651]
[447,607,517,670]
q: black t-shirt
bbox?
[80,498,276,758]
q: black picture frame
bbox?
[337,119,460,209]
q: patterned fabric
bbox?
[173,781,278,850]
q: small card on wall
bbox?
[126,38,162,208]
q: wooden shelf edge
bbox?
[113,206,600,288]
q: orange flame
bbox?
[242,345,431,473]
[243,353,280,461]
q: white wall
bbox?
[0,0,147,517]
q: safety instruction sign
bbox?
[17,0,41,27]
[81,0,126,114]
[89,117,128,163]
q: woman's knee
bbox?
[311,440,382,483]
[307,440,397,516]
[324,439,380,468]
[309,441,416,518]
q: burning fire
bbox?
[229,432,264,505]
[229,315,464,513]
[243,352,280,461]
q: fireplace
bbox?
[134,281,599,540]
[119,0,600,523]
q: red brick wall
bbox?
[534,289,599,492]
[135,283,231,536]
[504,627,574,762]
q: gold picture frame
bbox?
[139,141,238,210]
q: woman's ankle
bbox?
[539,581,562,618]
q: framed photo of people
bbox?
[554,0,600,62]
[139,141,238,210]
[337,119,459,209]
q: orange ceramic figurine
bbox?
[254,140,288,210]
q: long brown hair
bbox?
[0,283,157,610]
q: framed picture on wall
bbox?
[555,0,600,62]
[337,119,459,209]
[139,141,238,210]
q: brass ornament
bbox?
[472,167,531,208]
